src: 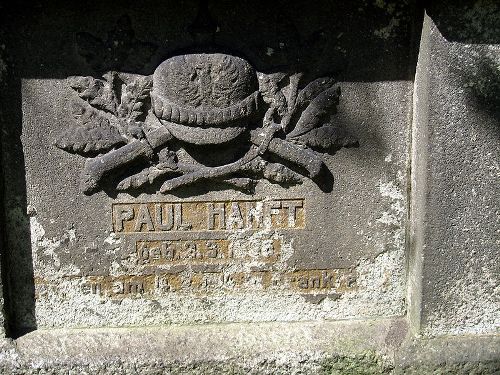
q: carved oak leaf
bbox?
[55,109,126,156]
[295,77,337,112]
[68,75,118,115]
[117,74,153,121]
[286,84,341,139]
[292,123,358,152]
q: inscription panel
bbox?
[71,268,356,298]
[78,198,352,299]
[112,199,305,233]
[135,239,281,265]
[32,196,363,323]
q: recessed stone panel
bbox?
[1,0,416,329]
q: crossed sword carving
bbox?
[81,114,325,195]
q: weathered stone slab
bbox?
[0,1,498,374]
[2,1,415,331]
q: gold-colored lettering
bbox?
[114,205,134,232]
[281,200,303,228]
[207,202,225,230]
[264,200,281,228]
[155,203,174,230]
[174,203,192,230]
[227,202,244,229]
[134,204,155,232]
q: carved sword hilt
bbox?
[80,112,174,194]
[250,129,325,179]
[81,140,155,194]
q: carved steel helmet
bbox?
[151,53,260,145]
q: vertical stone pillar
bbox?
[410,4,499,336]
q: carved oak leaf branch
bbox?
[260,73,348,155]
[117,73,153,121]
[282,77,359,153]
[286,84,341,139]
[54,108,126,156]
[68,75,119,115]
[294,77,337,112]
[279,72,303,132]
[69,72,155,147]
[292,123,358,152]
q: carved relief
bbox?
[55,52,357,195]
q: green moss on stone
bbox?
[319,352,393,375]
[399,360,500,375]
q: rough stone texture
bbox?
[409,4,500,337]
[0,1,415,331]
[0,319,497,374]
[0,0,498,374]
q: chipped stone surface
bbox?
[0,319,497,374]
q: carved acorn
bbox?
[151,53,260,145]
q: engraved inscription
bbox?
[112,199,305,233]
[82,275,156,298]
[136,239,233,265]
[288,270,356,292]
[34,197,357,302]
[136,239,281,265]
[69,268,357,298]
